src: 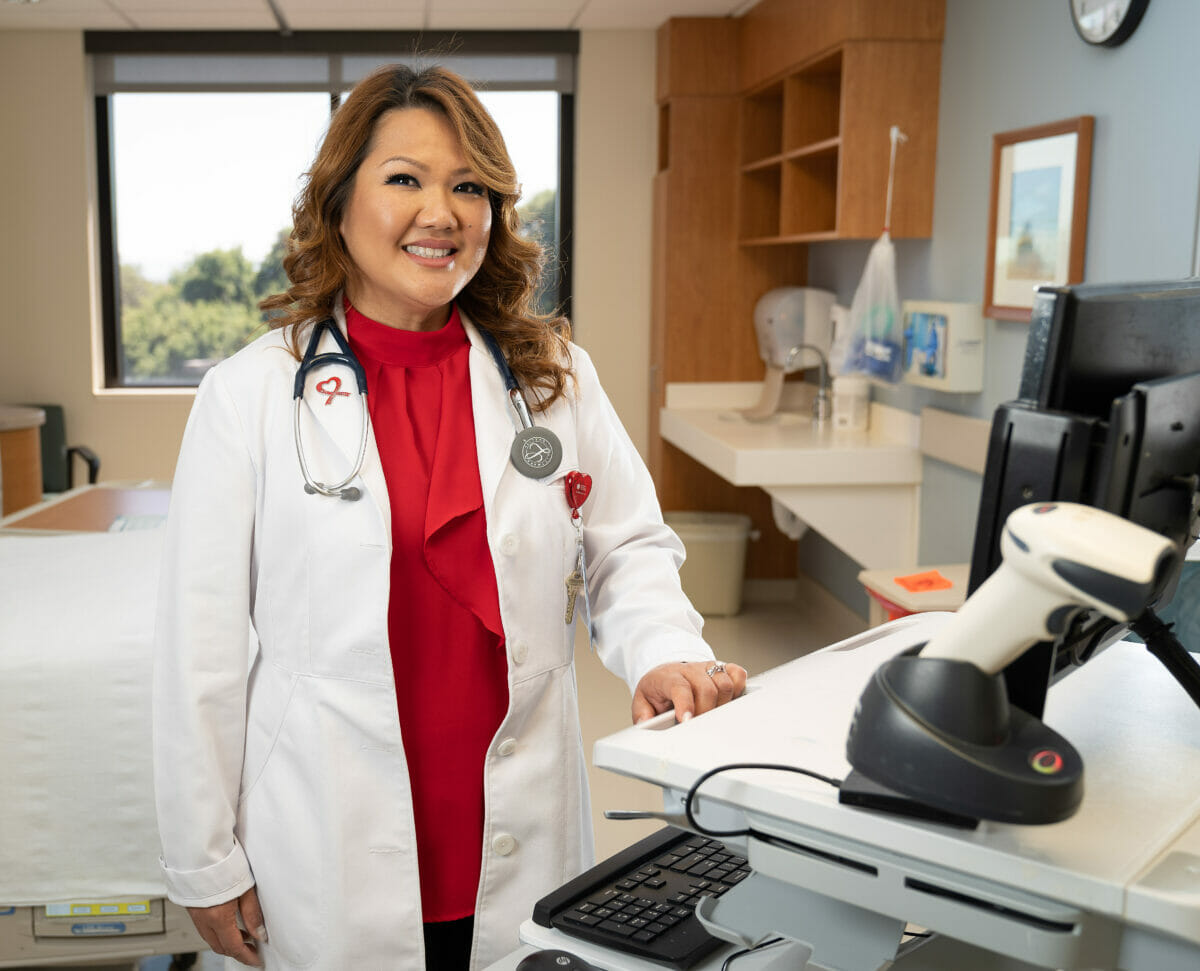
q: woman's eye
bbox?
[385,173,417,187]
[456,181,486,196]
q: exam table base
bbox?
[0,899,204,969]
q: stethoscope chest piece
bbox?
[477,325,564,480]
[511,425,562,479]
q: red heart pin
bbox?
[565,471,592,518]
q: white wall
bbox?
[0,29,658,481]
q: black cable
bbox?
[683,762,843,838]
[720,936,785,970]
[1131,608,1200,708]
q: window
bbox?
[89,34,576,388]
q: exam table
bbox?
[0,500,204,967]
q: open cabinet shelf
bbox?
[737,40,940,245]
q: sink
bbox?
[660,383,922,569]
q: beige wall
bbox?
[0,31,196,483]
[572,31,657,456]
[0,29,657,482]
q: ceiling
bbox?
[0,0,757,32]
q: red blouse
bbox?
[346,302,509,922]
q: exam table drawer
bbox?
[0,899,203,967]
[31,897,165,938]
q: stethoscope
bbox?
[292,316,563,500]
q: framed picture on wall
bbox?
[984,116,1094,322]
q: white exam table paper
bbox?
[0,528,167,905]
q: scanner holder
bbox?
[844,646,1084,825]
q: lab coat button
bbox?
[511,642,529,664]
[500,533,520,555]
[492,833,516,856]
[498,738,517,756]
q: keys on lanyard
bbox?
[563,471,596,649]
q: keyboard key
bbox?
[670,853,706,872]
[565,912,602,927]
[588,890,622,907]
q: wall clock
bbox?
[1069,0,1151,47]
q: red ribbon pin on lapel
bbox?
[315,376,350,405]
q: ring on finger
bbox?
[705,661,727,678]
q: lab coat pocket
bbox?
[492,474,578,684]
[297,483,392,682]
[237,677,327,968]
[239,664,298,804]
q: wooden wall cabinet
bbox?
[650,5,944,582]
[738,41,942,244]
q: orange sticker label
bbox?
[894,569,954,593]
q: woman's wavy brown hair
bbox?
[260,63,573,410]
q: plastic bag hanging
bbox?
[830,126,907,383]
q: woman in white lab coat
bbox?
[152,64,746,971]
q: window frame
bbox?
[88,30,577,389]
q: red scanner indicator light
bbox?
[1030,749,1064,774]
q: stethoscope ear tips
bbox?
[303,483,318,495]
[338,487,362,501]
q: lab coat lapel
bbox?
[463,312,516,510]
[294,301,390,537]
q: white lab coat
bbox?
[152,302,712,970]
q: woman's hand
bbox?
[187,886,268,967]
[632,660,747,724]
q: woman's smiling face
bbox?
[340,106,492,331]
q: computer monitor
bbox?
[968,278,1200,717]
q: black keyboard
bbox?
[531,826,752,969]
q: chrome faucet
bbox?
[785,344,831,425]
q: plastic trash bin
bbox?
[664,511,754,616]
